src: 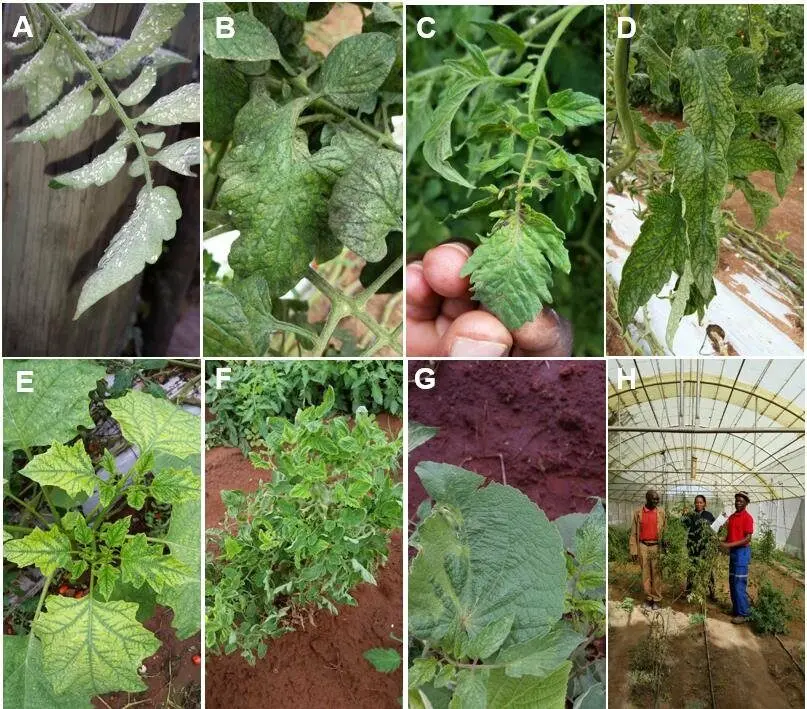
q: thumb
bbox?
[439,311,512,357]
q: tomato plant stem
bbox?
[32,570,57,624]
[6,492,49,526]
[264,76,401,152]
[607,13,640,182]
[41,4,154,190]
[4,524,36,535]
[409,6,572,84]
[306,257,403,356]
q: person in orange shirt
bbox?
[630,489,667,610]
[721,491,755,623]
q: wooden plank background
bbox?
[2,3,200,356]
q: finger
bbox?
[511,309,574,357]
[441,297,476,320]
[406,317,442,356]
[438,310,513,357]
[406,262,442,321]
[422,242,473,299]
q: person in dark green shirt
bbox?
[683,494,716,600]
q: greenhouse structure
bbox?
[608,359,804,558]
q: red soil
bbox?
[205,441,403,709]
[408,360,606,520]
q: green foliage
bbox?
[202,3,403,356]
[625,5,804,113]
[3,4,198,319]
[3,360,106,455]
[3,384,201,707]
[409,463,602,707]
[750,579,795,635]
[608,524,631,563]
[754,520,776,564]
[205,392,402,663]
[407,6,604,354]
[205,360,403,451]
[364,647,402,673]
[660,515,690,593]
[613,7,804,346]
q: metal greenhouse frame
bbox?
[608,359,805,557]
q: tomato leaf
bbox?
[33,596,160,698]
[328,148,402,262]
[461,206,570,329]
[320,33,396,109]
[18,441,97,498]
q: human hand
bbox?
[631,554,638,563]
[406,242,573,357]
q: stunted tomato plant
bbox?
[407,6,604,351]
[3,360,201,708]
[408,463,604,708]
[202,3,403,356]
[611,6,804,347]
[205,388,403,664]
[4,4,199,320]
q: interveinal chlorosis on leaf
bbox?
[408,462,605,707]
[202,3,403,357]
[2,3,199,320]
[613,7,804,348]
[3,367,201,708]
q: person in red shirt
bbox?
[721,491,754,623]
[629,489,667,610]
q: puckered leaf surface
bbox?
[19,441,96,498]
[203,55,249,141]
[75,185,181,318]
[101,4,186,80]
[328,147,402,262]
[4,526,72,576]
[461,206,570,329]
[33,596,160,698]
[409,463,567,649]
[156,499,201,638]
[3,360,105,453]
[617,187,687,325]
[4,635,90,709]
[217,96,349,293]
[105,389,200,459]
[320,33,396,109]
[50,142,127,189]
[203,9,280,61]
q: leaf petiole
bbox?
[40,4,154,190]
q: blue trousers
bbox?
[729,546,751,617]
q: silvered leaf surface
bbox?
[75,186,181,318]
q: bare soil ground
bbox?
[608,559,805,709]
[408,360,606,521]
